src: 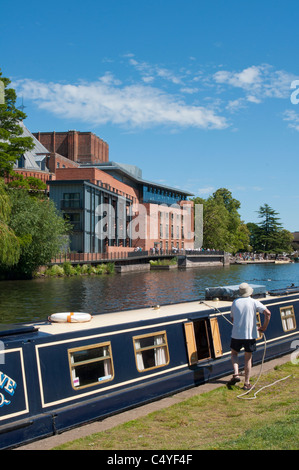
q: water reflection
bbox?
[0,263,298,324]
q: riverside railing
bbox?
[50,249,225,265]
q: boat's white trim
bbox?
[0,348,29,422]
[39,363,188,408]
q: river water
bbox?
[0,263,298,324]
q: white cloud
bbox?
[214,66,262,89]
[14,77,227,130]
[283,109,299,131]
[197,186,215,195]
[214,64,294,102]
[12,57,297,132]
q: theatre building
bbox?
[49,162,194,255]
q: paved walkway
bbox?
[16,354,290,450]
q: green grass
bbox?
[53,362,298,450]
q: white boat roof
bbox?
[35,290,297,337]
[37,298,233,336]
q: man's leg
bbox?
[244,351,252,385]
[231,349,239,376]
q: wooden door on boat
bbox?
[184,318,223,365]
[210,317,222,357]
[184,322,198,365]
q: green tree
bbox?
[212,188,250,252]
[6,173,47,191]
[0,179,20,266]
[192,189,250,252]
[7,190,71,277]
[246,222,263,251]
[248,204,293,253]
[0,69,34,176]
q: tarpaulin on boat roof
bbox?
[205,284,267,300]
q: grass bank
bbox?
[54,362,298,450]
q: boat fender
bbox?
[48,312,92,323]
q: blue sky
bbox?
[1,0,299,231]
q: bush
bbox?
[150,257,177,266]
[63,261,76,276]
[45,264,65,276]
[42,262,115,277]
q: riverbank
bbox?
[17,356,296,450]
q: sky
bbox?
[1,0,299,232]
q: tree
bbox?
[212,188,250,252]
[6,173,47,191]
[0,179,20,267]
[0,69,34,176]
[7,190,71,277]
[192,189,250,252]
[247,204,293,253]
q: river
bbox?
[0,263,298,324]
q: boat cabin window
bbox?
[184,318,223,365]
[68,342,114,389]
[133,331,169,372]
[280,306,296,332]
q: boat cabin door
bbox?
[184,317,223,366]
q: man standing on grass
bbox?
[228,283,271,390]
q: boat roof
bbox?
[3,287,298,339]
[37,298,233,336]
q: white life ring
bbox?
[49,312,92,323]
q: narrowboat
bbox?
[0,284,298,449]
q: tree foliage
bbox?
[247,204,293,253]
[0,69,34,176]
[0,179,20,266]
[6,190,71,277]
[191,188,250,253]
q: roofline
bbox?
[80,162,194,197]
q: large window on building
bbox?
[64,212,81,231]
[142,185,186,205]
[62,193,81,208]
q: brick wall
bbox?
[47,153,80,173]
[55,167,139,201]
[34,131,109,164]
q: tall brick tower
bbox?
[33,130,109,164]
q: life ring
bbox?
[49,312,92,323]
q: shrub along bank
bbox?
[39,261,115,277]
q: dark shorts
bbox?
[230,338,256,353]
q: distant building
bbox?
[33,130,109,164]
[8,123,79,186]
[49,165,194,255]
[12,125,194,255]
[293,232,299,243]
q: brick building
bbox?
[13,124,195,255]
[50,164,194,255]
[33,130,109,164]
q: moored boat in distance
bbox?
[1,284,298,449]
